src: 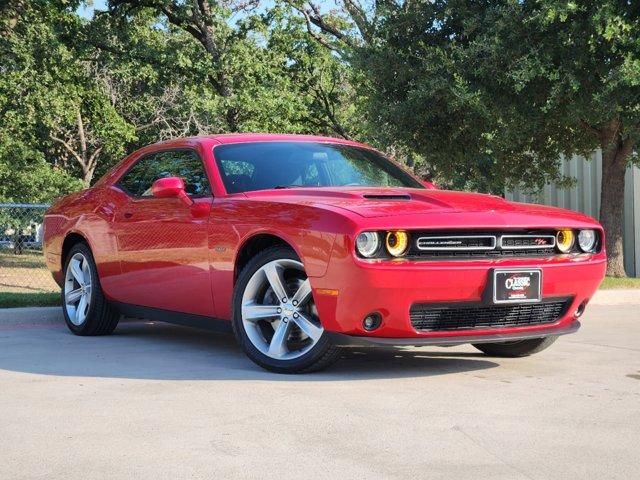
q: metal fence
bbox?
[506,149,640,277]
[0,204,59,299]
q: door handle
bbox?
[123,212,133,219]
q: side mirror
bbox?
[151,177,193,206]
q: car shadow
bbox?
[0,320,499,381]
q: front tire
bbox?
[232,246,340,373]
[62,242,120,336]
[472,336,558,357]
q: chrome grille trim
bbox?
[499,234,556,250]
[415,235,497,251]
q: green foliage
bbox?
[0,0,135,195]
[349,0,639,193]
[2,0,638,205]
[0,292,60,308]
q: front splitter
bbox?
[328,320,581,347]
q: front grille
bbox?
[500,234,555,249]
[410,297,572,331]
[412,248,555,258]
[416,235,496,251]
[409,230,559,259]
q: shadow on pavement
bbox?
[0,320,498,381]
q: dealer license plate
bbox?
[493,269,542,304]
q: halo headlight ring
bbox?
[385,230,409,257]
[556,229,575,253]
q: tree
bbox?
[106,1,357,139]
[295,1,640,276]
[1,0,360,197]
[0,0,135,190]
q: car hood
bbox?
[244,187,525,217]
[241,187,601,227]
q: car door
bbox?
[111,149,215,317]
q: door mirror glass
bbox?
[151,177,193,206]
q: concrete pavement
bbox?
[0,303,638,479]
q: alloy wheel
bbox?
[64,252,92,326]
[241,259,323,361]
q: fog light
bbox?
[363,313,382,331]
[575,300,588,318]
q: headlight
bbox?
[578,229,597,252]
[356,232,380,258]
[556,229,575,253]
[385,230,409,257]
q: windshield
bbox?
[213,141,424,194]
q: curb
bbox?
[590,289,640,306]
[0,307,63,326]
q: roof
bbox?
[154,133,369,149]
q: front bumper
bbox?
[310,249,606,343]
[329,321,581,347]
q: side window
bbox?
[118,150,211,197]
[118,155,154,197]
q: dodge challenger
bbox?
[43,134,606,373]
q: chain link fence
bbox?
[0,204,60,303]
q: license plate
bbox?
[493,269,542,304]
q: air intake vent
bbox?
[362,194,411,200]
[410,297,572,331]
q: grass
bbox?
[0,249,59,292]
[0,292,60,308]
[600,276,640,290]
[1,249,60,308]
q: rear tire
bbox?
[232,246,340,373]
[62,242,120,336]
[472,336,558,357]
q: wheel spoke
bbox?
[242,303,280,321]
[70,259,85,286]
[65,288,82,304]
[76,294,88,325]
[293,313,323,341]
[81,259,91,286]
[291,279,312,307]
[268,319,292,358]
[263,263,288,301]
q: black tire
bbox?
[472,336,558,357]
[231,246,341,373]
[62,242,120,336]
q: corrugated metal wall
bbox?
[506,150,640,277]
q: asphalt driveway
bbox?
[0,304,638,479]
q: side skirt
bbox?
[112,302,233,334]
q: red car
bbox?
[43,134,606,373]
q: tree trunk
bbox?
[193,0,239,132]
[599,132,634,277]
[81,164,95,188]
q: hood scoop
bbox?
[362,193,411,201]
